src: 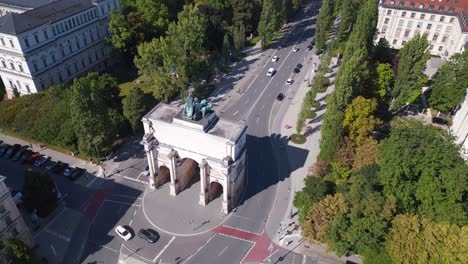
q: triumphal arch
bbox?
[141,96,247,213]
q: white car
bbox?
[292,47,299,52]
[271,56,279,62]
[286,78,294,85]
[267,68,275,77]
[115,225,132,241]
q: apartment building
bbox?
[377,0,468,57]
[0,175,33,263]
[0,0,53,16]
[451,89,468,161]
[0,0,120,98]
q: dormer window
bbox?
[439,6,445,11]
[399,1,404,7]
[419,4,424,9]
[410,2,415,8]
[429,5,434,10]
[448,7,454,13]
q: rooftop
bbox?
[381,0,468,31]
[0,0,95,35]
[0,0,55,9]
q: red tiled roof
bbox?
[381,0,468,31]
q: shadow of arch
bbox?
[208,181,223,203]
[156,165,170,187]
[178,158,200,192]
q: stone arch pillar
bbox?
[168,149,179,196]
[222,179,229,214]
[199,159,208,205]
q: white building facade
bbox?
[377,0,468,57]
[0,0,120,99]
[450,89,468,161]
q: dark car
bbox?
[296,63,302,69]
[137,229,159,243]
[24,153,42,164]
[52,162,68,174]
[4,144,21,159]
[293,67,300,73]
[69,168,85,181]
[18,149,32,162]
[12,148,29,161]
[277,93,285,101]
[432,117,448,125]
[306,45,313,51]
[0,144,10,157]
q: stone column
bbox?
[199,159,208,206]
[222,179,229,214]
[168,150,178,196]
[145,148,156,189]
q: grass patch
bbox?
[290,134,306,144]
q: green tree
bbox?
[70,73,126,156]
[233,23,246,55]
[294,176,334,223]
[2,238,38,264]
[373,38,393,64]
[257,0,281,48]
[378,119,468,225]
[386,215,468,264]
[123,87,147,133]
[336,0,356,42]
[391,34,430,111]
[314,0,335,53]
[135,0,170,31]
[343,96,382,145]
[222,33,231,64]
[108,9,149,57]
[22,169,57,217]
[428,50,468,112]
[375,63,394,100]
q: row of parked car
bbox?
[0,141,86,181]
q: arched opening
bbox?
[208,182,223,203]
[156,165,170,187]
[178,158,200,191]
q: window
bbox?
[76,39,80,49]
[449,17,455,23]
[24,38,30,48]
[68,20,72,29]
[417,22,423,28]
[61,48,65,57]
[68,45,72,54]
[18,64,23,72]
[0,38,4,45]
[74,62,79,72]
[402,41,407,45]
[43,30,49,39]
[398,19,405,26]
[432,34,439,41]
[438,46,443,51]
[440,16,445,22]
[34,34,39,43]
[65,23,69,30]
[9,39,14,48]
[88,56,92,64]
[410,13,415,18]
[446,26,452,33]
[441,36,448,43]
[430,15,435,21]
[410,2,415,8]
[449,7,455,13]
[58,72,63,82]
[436,25,442,32]
[81,59,85,68]
[9,62,14,70]
[420,14,425,19]
[404,29,411,37]
[41,83,45,89]
[439,6,444,11]
[51,53,56,63]
[384,18,390,24]
[1,60,6,68]
[66,67,71,77]
[25,84,30,93]
[4,215,12,225]
[0,205,5,214]
[90,31,94,42]
[42,57,47,67]
[401,11,407,17]
[429,5,434,10]
[407,21,413,28]
[52,27,56,36]
[418,4,424,9]
[395,28,402,37]
[426,24,432,30]
[387,10,392,15]
[33,63,38,72]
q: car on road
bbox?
[115,225,132,241]
[292,47,299,52]
[52,162,68,174]
[4,144,21,159]
[14,149,32,162]
[69,168,85,181]
[24,153,42,164]
[34,156,50,167]
[267,68,276,77]
[296,63,302,69]
[271,56,279,62]
[293,67,300,73]
[12,148,29,161]
[286,78,294,85]
[138,229,159,243]
[306,45,313,51]
[277,93,285,101]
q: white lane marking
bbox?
[122,175,147,184]
[302,255,306,264]
[233,110,239,116]
[45,229,71,242]
[218,246,228,256]
[133,210,137,216]
[104,200,141,207]
[34,207,66,238]
[86,176,99,188]
[181,234,216,264]
[129,219,133,225]
[50,245,57,256]
[153,236,175,262]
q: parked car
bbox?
[296,63,302,69]
[34,156,50,167]
[277,93,285,101]
[293,67,300,73]
[306,45,313,51]
[137,229,159,243]
[63,166,75,177]
[13,149,30,162]
[45,161,58,171]
[4,144,21,159]
[52,162,68,174]
[24,153,42,164]
[286,78,294,85]
[432,117,448,125]
[267,67,276,77]
[69,168,85,181]
[18,150,32,162]
[115,225,132,241]
[292,47,299,52]
[271,55,279,62]
[0,144,10,157]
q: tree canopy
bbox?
[2,238,38,264]
[428,50,468,112]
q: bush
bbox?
[290,134,306,144]
[309,160,330,177]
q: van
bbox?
[267,68,275,77]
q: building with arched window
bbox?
[0,0,120,98]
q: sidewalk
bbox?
[265,56,362,263]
